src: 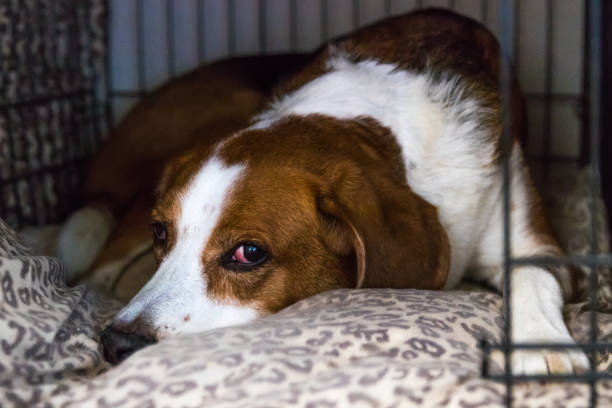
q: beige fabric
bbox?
[2,163,611,407]
[1,217,611,407]
[537,163,612,310]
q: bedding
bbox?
[1,164,611,407]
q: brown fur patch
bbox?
[267,9,511,156]
[84,54,312,217]
[184,115,451,314]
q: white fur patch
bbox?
[114,157,257,337]
[56,206,115,281]
[509,267,589,374]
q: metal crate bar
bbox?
[498,0,514,405]
[320,0,328,42]
[604,0,612,237]
[484,342,612,351]
[228,0,236,55]
[197,0,205,63]
[480,0,488,22]
[484,374,612,382]
[542,0,554,178]
[480,2,608,407]
[166,0,176,78]
[105,0,114,130]
[136,0,147,94]
[0,96,91,110]
[289,0,297,51]
[510,254,612,267]
[384,0,391,16]
[259,0,267,53]
[587,0,603,406]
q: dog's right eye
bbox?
[152,222,167,244]
[221,242,269,271]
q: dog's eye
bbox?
[222,243,268,270]
[152,222,167,243]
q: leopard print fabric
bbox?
[0,219,120,405]
[0,0,106,228]
[539,163,612,311]
[1,218,611,407]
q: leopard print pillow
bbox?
[1,218,611,407]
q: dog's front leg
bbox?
[508,265,589,374]
[469,144,589,375]
[471,260,589,374]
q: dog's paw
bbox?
[511,348,589,375]
[508,267,591,376]
[57,206,115,281]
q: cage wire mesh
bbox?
[479,1,609,407]
[1,0,610,406]
[0,0,108,229]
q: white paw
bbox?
[56,207,115,282]
[509,267,590,375]
[511,347,590,375]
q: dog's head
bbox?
[101,115,449,363]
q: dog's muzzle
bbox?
[100,325,155,365]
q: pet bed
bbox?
[0,164,611,407]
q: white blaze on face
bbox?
[114,157,257,338]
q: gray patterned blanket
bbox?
[1,165,611,407]
[1,216,612,407]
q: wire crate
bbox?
[481,2,610,407]
[1,0,611,407]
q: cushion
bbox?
[1,217,611,407]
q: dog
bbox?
[58,9,588,374]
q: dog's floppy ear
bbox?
[317,162,450,289]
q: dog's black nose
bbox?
[100,325,154,365]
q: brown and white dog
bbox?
[59,9,588,373]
